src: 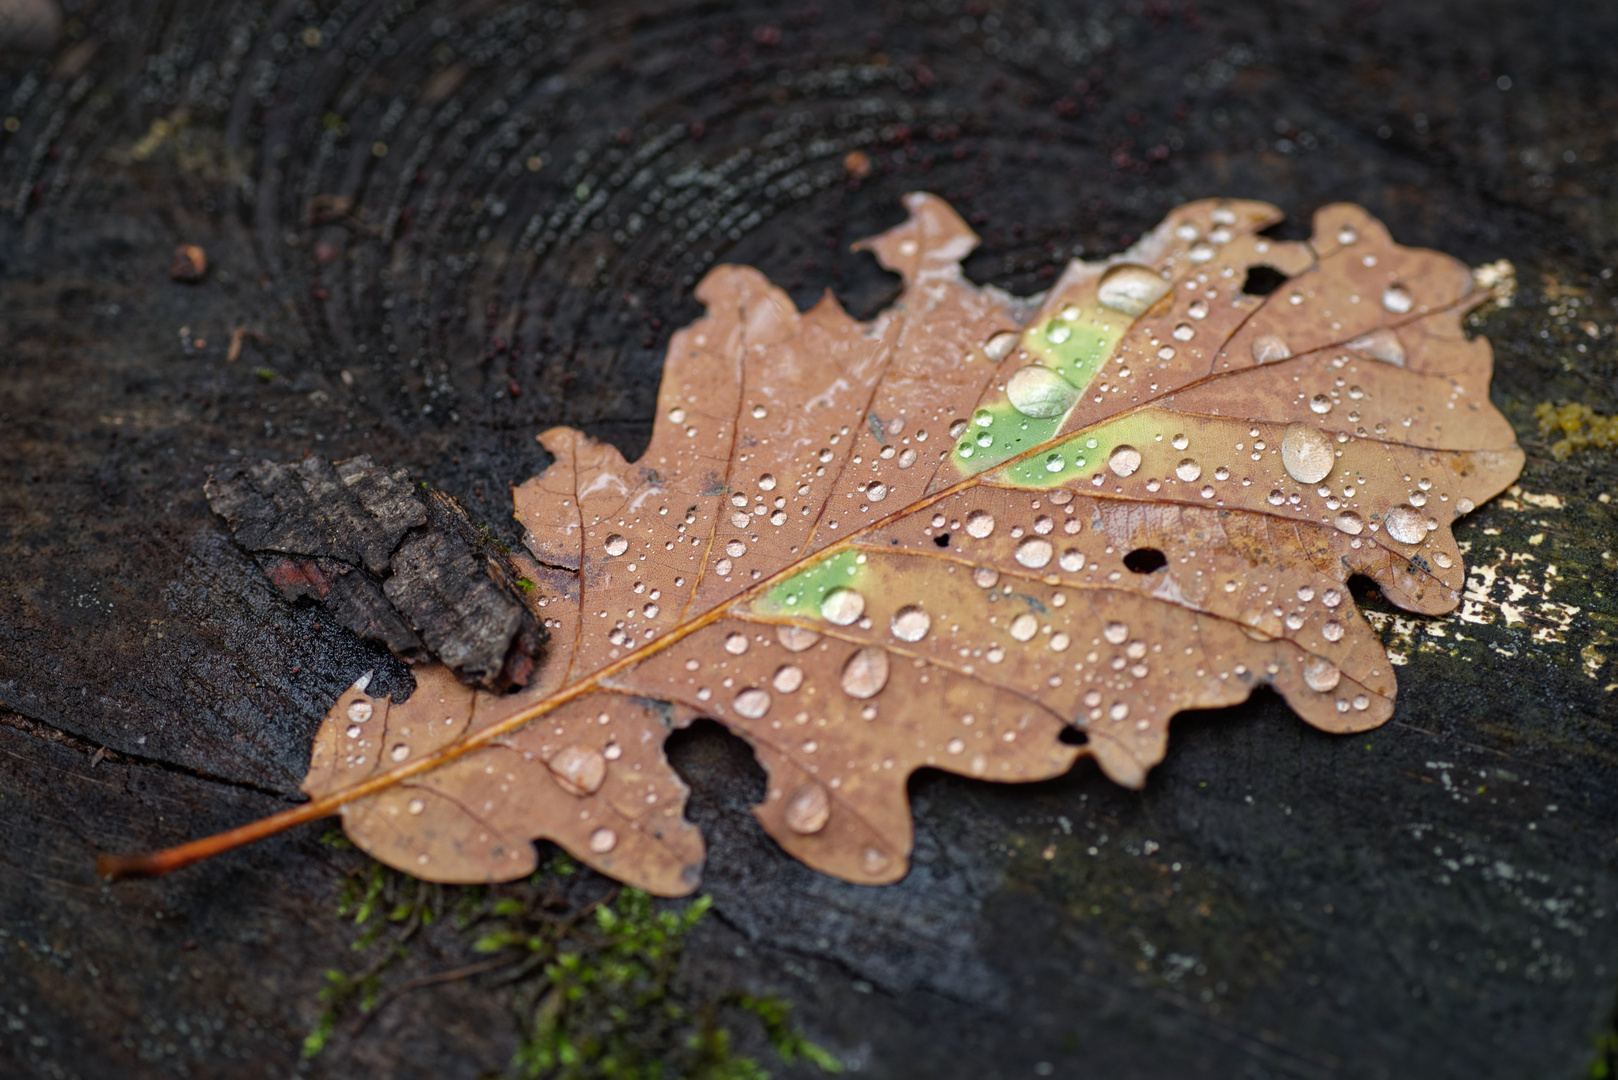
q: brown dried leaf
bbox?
[104,195,1522,895]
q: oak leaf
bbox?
[102,194,1522,896]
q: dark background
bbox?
[2,1,1617,1077]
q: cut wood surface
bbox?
[2,2,1616,1078]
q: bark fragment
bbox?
[204,455,545,690]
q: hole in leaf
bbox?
[1241,265,1289,296]
[1123,547,1167,574]
[1058,726,1088,746]
[933,533,951,548]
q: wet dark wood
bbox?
[2,1,1617,1077]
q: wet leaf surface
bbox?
[140,194,1521,894]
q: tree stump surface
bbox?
[2,2,1616,1077]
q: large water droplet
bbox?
[1333,510,1365,535]
[1310,394,1333,414]
[1322,621,1345,642]
[841,647,890,699]
[758,473,777,491]
[773,664,805,693]
[1009,613,1039,641]
[1045,452,1065,473]
[820,587,865,625]
[604,534,628,557]
[1098,264,1171,316]
[891,605,931,642]
[1103,622,1129,644]
[724,632,749,655]
[965,510,996,538]
[1175,458,1202,482]
[1108,445,1142,477]
[347,699,373,723]
[733,687,772,719]
[1251,335,1292,364]
[1302,655,1342,692]
[1173,323,1195,341]
[1281,423,1335,484]
[1381,285,1413,313]
[1348,328,1406,366]
[867,482,888,502]
[549,744,607,795]
[777,624,821,652]
[1006,365,1080,418]
[1384,505,1427,544]
[1058,549,1084,572]
[1015,537,1053,569]
[589,827,618,853]
[784,783,831,834]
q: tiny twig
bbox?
[350,956,517,1036]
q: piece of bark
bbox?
[204,456,545,690]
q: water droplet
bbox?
[726,540,747,559]
[589,827,618,854]
[390,744,410,762]
[1007,365,1080,418]
[1268,489,1285,505]
[734,688,772,719]
[604,534,628,557]
[1173,323,1195,341]
[1333,511,1365,535]
[1045,321,1072,345]
[820,587,866,626]
[1108,445,1142,477]
[724,632,749,655]
[345,724,362,739]
[863,848,891,874]
[1214,466,1230,482]
[604,743,622,760]
[1188,299,1209,319]
[1170,436,1189,454]
[984,331,1019,361]
[407,797,426,815]
[1058,549,1084,572]
[974,431,994,449]
[973,566,1000,588]
[1337,225,1358,244]
[1433,551,1454,569]
[1322,621,1345,642]
[867,482,888,503]
[1281,423,1335,484]
[758,473,777,491]
[965,510,996,538]
[777,624,821,651]
[784,783,831,834]
[1309,394,1333,415]
[1302,655,1342,692]
[1045,452,1065,473]
[1188,242,1215,263]
[1381,285,1413,313]
[773,664,804,693]
[948,419,968,439]
[891,605,931,642]
[1251,335,1292,364]
[550,744,607,795]
[643,603,660,619]
[1384,505,1427,545]
[1097,264,1171,315]
[1348,328,1406,365]
[1175,458,1202,482]
[1016,538,1054,569]
[347,699,373,723]
[752,404,768,419]
[1103,622,1129,644]
[947,737,966,755]
[841,647,891,699]
[1009,613,1039,641]
[898,448,918,468]
[668,407,687,424]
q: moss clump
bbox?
[1536,402,1618,459]
[306,847,840,1079]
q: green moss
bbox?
[1536,401,1618,459]
[308,847,839,1078]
